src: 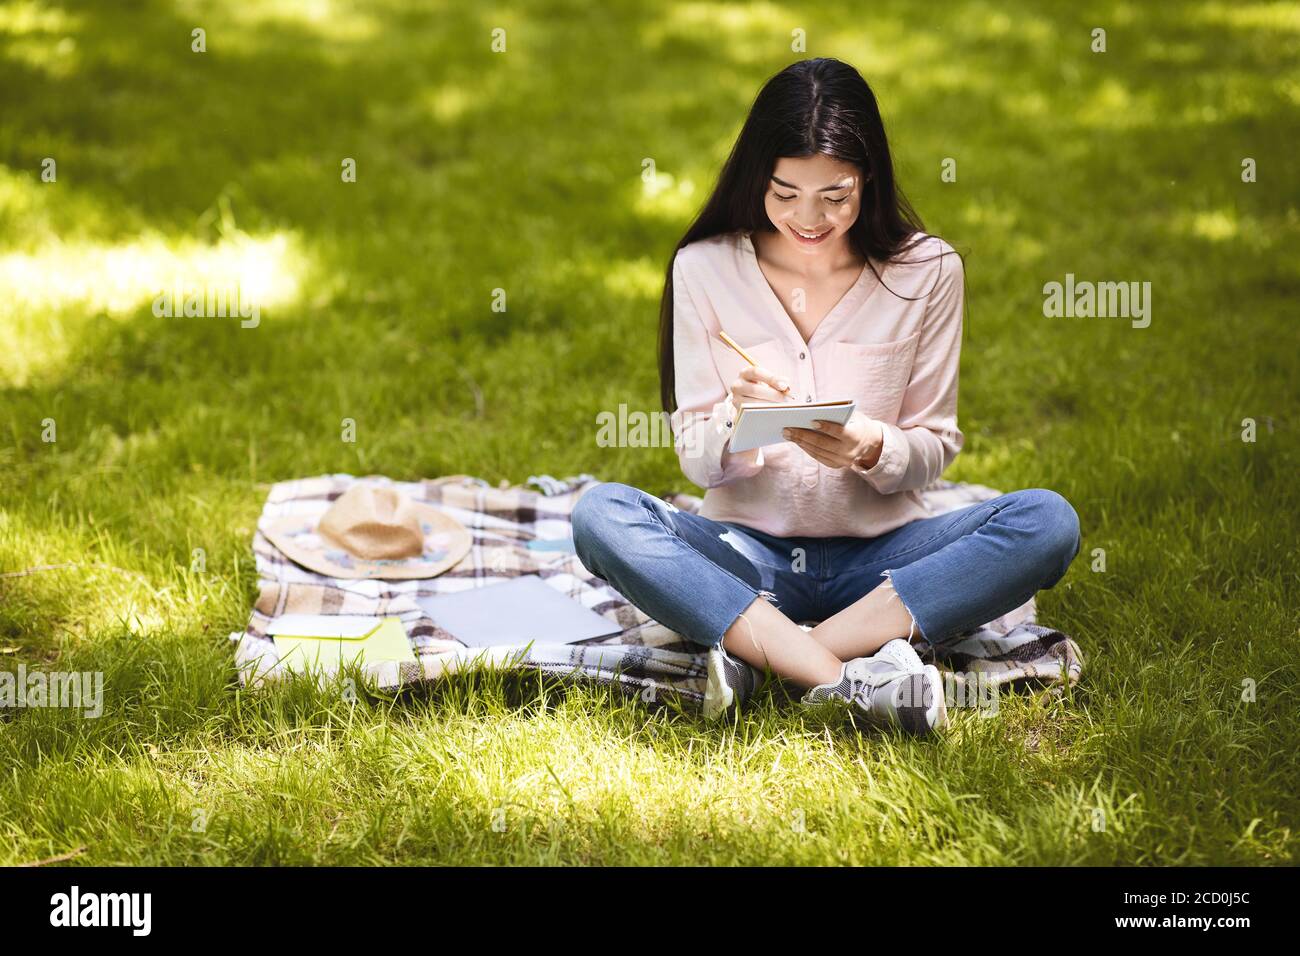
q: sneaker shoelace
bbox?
[877,638,924,672]
[842,641,924,691]
[841,658,905,695]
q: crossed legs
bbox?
[572,483,1080,689]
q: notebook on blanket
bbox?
[267,615,417,673]
[417,576,621,647]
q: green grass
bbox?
[1,0,1297,865]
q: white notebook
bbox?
[417,576,621,648]
[728,399,856,453]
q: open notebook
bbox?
[728,399,855,453]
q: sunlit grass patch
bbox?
[0,227,311,385]
[0,0,82,78]
[174,0,383,46]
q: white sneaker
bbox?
[703,646,761,720]
[803,638,949,736]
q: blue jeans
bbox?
[571,483,1080,649]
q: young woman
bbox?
[572,58,1080,736]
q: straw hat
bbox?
[261,483,471,580]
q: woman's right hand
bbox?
[729,366,792,407]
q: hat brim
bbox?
[261,499,471,580]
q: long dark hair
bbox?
[658,57,946,413]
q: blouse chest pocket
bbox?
[829,333,921,424]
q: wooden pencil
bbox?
[716,329,759,367]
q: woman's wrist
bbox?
[852,418,885,470]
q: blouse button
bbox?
[799,351,807,360]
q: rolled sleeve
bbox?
[672,395,764,488]
[851,422,909,484]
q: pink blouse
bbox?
[669,230,965,539]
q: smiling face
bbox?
[763,153,864,256]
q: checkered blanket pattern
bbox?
[231,473,1083,706]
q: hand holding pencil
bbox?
[717,330,794,407]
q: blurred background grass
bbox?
[0,0,1296,865]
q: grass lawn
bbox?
[1,0,1297,865]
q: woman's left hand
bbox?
[783,413,884,470]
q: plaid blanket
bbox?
[231,474,1083,708]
